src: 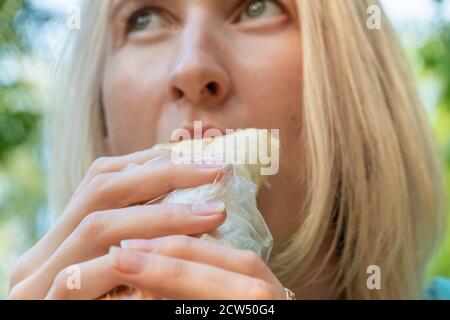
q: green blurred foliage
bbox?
[0,86,40,162]
[420,1,450,280]
[0,1,40,157]
[0,0,46,298]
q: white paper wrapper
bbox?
[160,164,273,263]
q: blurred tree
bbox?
[0,0,50,297]
[420,0,450,280]
[0,0,43,162]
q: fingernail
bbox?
[214,169,228,182]
[109,246,144,274]
[191,202,225,216]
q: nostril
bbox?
[206,82,219,95]
[172,87,183,100]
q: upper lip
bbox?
[169,122,227,142]
[181,122,227,140]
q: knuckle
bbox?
[167,260,186,281]
[53,269,67,289]
[166,235,192,252]
[87,173,113,195]
[159,162,177,190]
[89,157,112,175]
[9,256,31,289]
[158,160,189,190]
[242,250,263,269]
[159,205,189,232]
[85,173,121,206]
[249,280,275,300]
[161,206,178,222]
[8,285,26,300]
[48,269,71,299]
[74,211,111,240]
[8,275,41,300]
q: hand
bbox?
[8,148,227,299]
[45,235,286,300]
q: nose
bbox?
[168,30,231,108]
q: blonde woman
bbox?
[8,0,446,299]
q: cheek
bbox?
[231,30,303,169]
[102,50,169,154]
[232,31,303,131]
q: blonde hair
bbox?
[48,0,447,299]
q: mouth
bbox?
[170,122,227,142]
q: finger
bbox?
[45,255,117,300]
[14,157,227,288]
[69,157,227,223]
[44,255,161,300]
[72,148,170,201]
[120,236,278,284]
[13,203,227,299]
[83,159,227,210]
[10,148,170,287]
[109,247,282,300]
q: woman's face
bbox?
[102,0,304,247]
[103,0,302,153]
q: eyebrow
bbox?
[111,0,145,20]
[111,0,246,20]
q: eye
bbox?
[239,0,284,22]
[128,8,168,33]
